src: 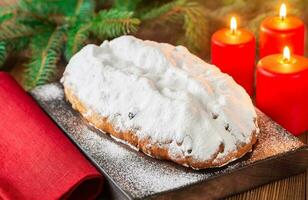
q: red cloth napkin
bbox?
[0,72,104,200]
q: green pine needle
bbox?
[91,9,140,39]
[0,21,35,41]
[0,41,8,68]
[64,0,95,60]
[65,22,90,61]
[19,0,73,16]
[140,1,180,21]
[72,0,95,17]
[8,37,30,52]
[19,0,94,18]
[113,0,142,11]
[181,1,207,52]
[0,38,30,68]
[0,6,15,24]
[24,27,65,90]
[140,0,207,52]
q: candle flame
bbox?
[283,46,291,62]
[280,3,287,20]
[230,16,237,34]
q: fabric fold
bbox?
[0,72,103,200]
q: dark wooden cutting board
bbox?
[30,83,308,200]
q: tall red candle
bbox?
[259,3,305,58]
[211,17,255,96]
[256,47,308,136]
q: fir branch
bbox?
[15,15,49,30]
[7,37,30,52]
[24,27,65,90]
[0,20,35,40]
[18,0,94,19]
[90,9,140,39]
[247,12,274,37]
[0,38,29,68]
[140,0,207,52]
[72,0,94,17]
[181,1,208,52]
[18,0,57,16]
[212,0,248,18]
[0,6,15,24]
[19,0,74,16]
[64,0,95,61]
[0,41,8,68]
[65,22,90,61]
[140,1,180,21]
[113,0,142,11]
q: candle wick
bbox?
[283,57,289,63]
[282,56,291,64]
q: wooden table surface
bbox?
[1,1,307,199]
[227,132,307,200]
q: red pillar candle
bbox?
[256,47,308,136]
[211,17,255,96]
[259,3,305,58]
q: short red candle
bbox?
[211,17,255,96]
[256,47,308,135]
[259,3,305,58]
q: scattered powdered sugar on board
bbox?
[250,110,303,161]
[30,83,305,199]
[35,88,206,195]
[80,126,205,194]
[31,84,64,101]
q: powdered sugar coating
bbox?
[61,36,258,165]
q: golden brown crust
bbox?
[64,87,257,169]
